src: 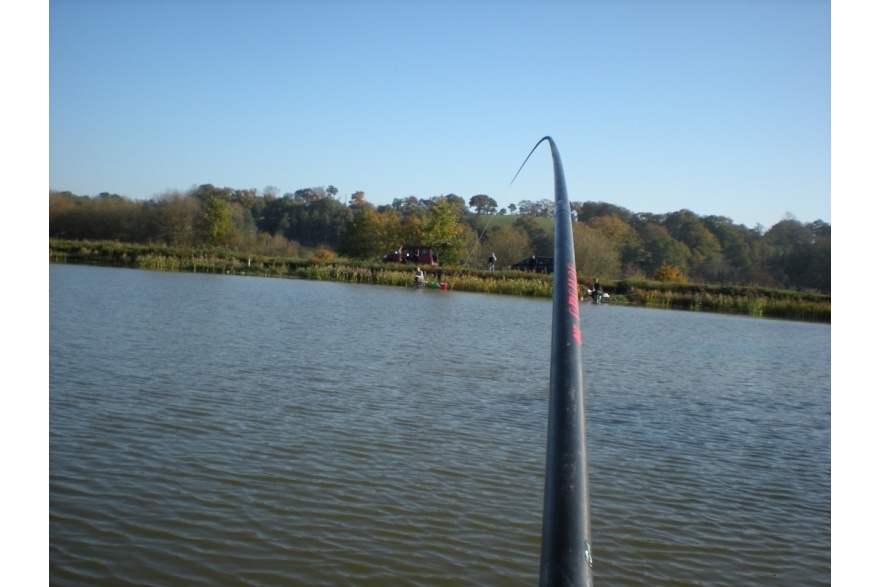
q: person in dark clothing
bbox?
[528,255,537,272]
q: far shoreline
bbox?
[49,240,830,324]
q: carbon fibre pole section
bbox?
[533,137,593,587]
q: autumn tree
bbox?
[586,215,643,275]
[253,232,301,257]
[701,215,754,277]
[49,191,80,237]
[155,190,201,246]
[349,191,368,209]
[399,214,424,247]
[226,201,258,250]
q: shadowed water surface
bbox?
[50,264,829,586]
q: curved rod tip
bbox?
[510,136,556,186]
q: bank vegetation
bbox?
[49,239,830,323]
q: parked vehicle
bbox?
[382,245,440,266]
[508,256,554,274]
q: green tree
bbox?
[763,216,830,292]
[390,196,425,218]
[702,216,752,269]
[422,197,465,263]
[191,183,234,205]
[699,215,756,283]
[513,216,554,256]
[441,194,469,219]
[571,223,621,280]
[200,196,235,245]
[469,194,498,215]
[574,201,634,225]
[338,205,400,260]
[258,187,351,247]
[764,216,809,288]
[422,197,461,243]
[292,186,326,204]
[639,223,690,277]
[518,199,554,217]
[478,225,532,268]
[662,210,721,265]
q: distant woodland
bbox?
[49,185,831,293]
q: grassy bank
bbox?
[610,279,830,322]
[49,239,830,322]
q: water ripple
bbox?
[50,266,829,586]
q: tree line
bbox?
[49,185,831,293]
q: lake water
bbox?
[49,264,830,586]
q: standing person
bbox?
[413,266,425,287]
[528,254,537,273]
[488,252,497,272]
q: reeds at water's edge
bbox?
[49,240,830,323]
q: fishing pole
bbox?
[513,136,593,586]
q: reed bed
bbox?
[617,283,830,322]
[445,274,554,297]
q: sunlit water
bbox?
[50,264,830,586]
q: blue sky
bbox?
[48,0,831,229]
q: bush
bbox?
[312,248,336,261]
[654,263,687,282]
